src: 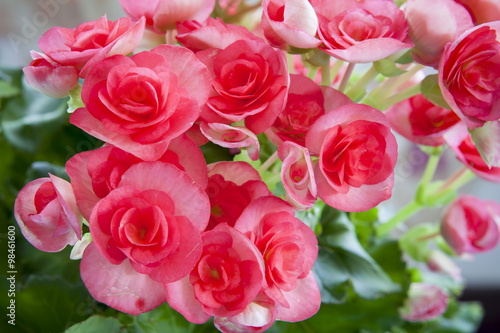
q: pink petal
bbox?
[165,277,212,324]
[80,242,167,315]
[207,161,262,185]
[274,272,320,322]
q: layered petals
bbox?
[201,123,260,161]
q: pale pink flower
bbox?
[441,195,500,255]
[400,283,448,321]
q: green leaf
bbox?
[1,77,68,153]
[399,224,437,262]
[395,49,414,64]
[374,59,407,77]
[0,80,20,99]
[67,84,84,113]
[420,74,450,109]
[66,316,124,333]
[26,161,69,182]
[314,207,400,302]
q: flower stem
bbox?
[345,65,378,101]
[378,83,421,110]
[338,62,355,92]
[258,150,279,173]
[369,63,424,102]
[416,148,442,203]
[321,58,331,86]
[437,167,476,193]
[308,66,319,80]
[377,200,422,237]
[330,59,344,83]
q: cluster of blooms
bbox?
[13,0,500,330]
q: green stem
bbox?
[369,63,424,102]
[225,2,262,23]
[258,150,279,173]
[286,53,295,74]
[378,83,421,110]
[437,167,476,194]
[321,58,331,86]
[377,200,422,237]
[330,59,344,83]
[345,65,378,101]
[416,148,442,203]
[338,62,355,92]
[308,66,319,80]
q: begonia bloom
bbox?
[200,123,260,161]
[39,16,145,78]
[85,162,209,285]
[439,21,500,129]
[70,45,211,161]
[400,283,448,321]
[312,0,413,63]
[305,103,398,212]
[441,195,500,255]
[405,0,473,68]
[197,39,289,135]
[234,196,320,322]
[165,224,265,322]
[119,0,216,33]
[456,0,500,24]
[261,0,321,51]
[23,51,79,98]
[386,94,461,146]
[14,175,82,252]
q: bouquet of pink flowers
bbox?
[5,0,500,331]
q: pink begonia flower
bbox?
[405,0,473,68]
[266,74,352,147]
[426,250,462,282]
[81,242,167,315]
[440,195,500,255]
[84,162,209,288]
[234,196,320,322]
[386,94,461,147]
[39,16,145,78]
[23,51,79,98]
[70,45,211,161]
[261,0,321,51]
[214,293,277,333]
[438,21,500,129]
[471,120,500,168]
[445,123,500,182]
[205,161,271,230]
[455,0,500,24]
[197,39,289,135]
[119,0,215,33]
[305,103,398,212]
[66,134,207,221]
[14,174,82,252]
[176,17,261,53]
[400,283,448,321]
[311,0,413,63]
[278,141,317,210]
[165,223,265,322]
[200,123,260,161]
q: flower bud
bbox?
[400,283,448,321]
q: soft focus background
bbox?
[0,0,499,332]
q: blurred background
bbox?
[0,0,499,332]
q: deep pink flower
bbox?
[14,175,82,252]
[176,17,260,53]
[261,0,321,51]
[205,161,270,230]
[456,0,500,24]
[441,195,500,255]
[278,141,317,210]
[312,0,413,63]
[405,0,473,68]
[305,103,398,212]
[200,123,260,161]
[400,283,448,321]
[439,22,500,129]
[165,224,265,322]
[445,124,500,182]
[119,0,215,33]
[266,74,352,147]
[23,51,79,98]
[39,15,145,78]
[234,196,320,322]
[386,94,461,146]
[197,39,289,135]
[85,162,210,286]
[70,45,211,161]
[66,134,207,221]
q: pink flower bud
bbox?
[441,195,500,255]
[405,0,473,68]
[426,250,462,282]
[261,0,321,51]
[23,51,79,98]
[14,174,82,252]
[457,0,500,24]
[400,283,448,321]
